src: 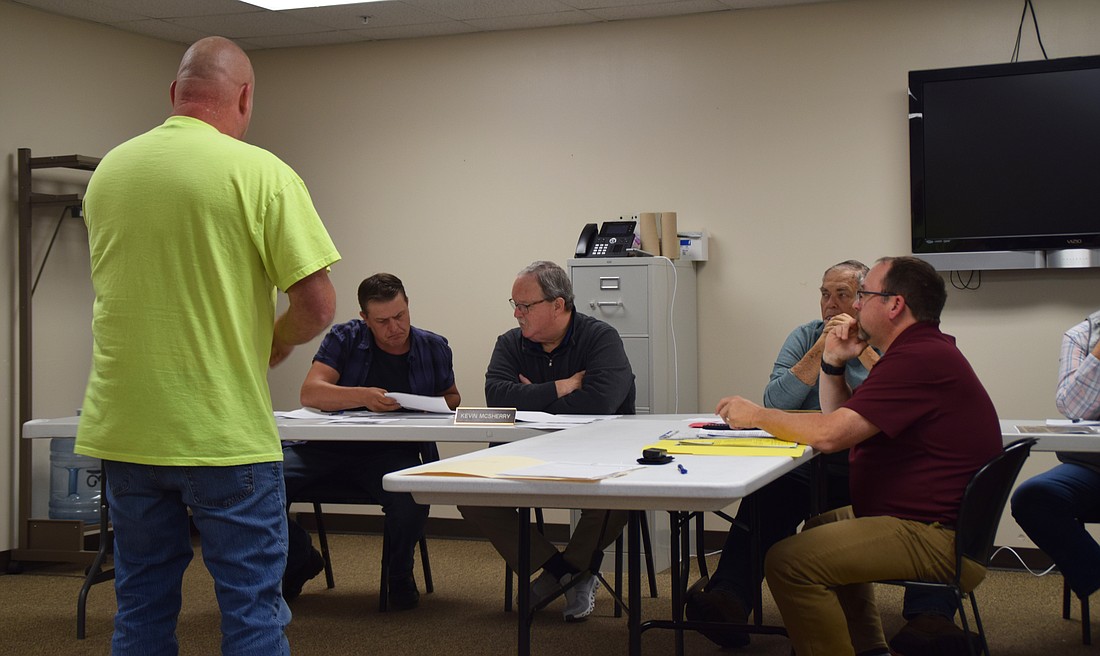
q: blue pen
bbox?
[677,464,688,475]
[658,430,676,439]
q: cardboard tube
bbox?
[661,212,679,260]
[639,212,660,255]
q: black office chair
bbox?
[875,437,1037,656]
[295,442,437,612]
[1062,523,1093,645]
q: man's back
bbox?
[846,322,1001,524]
[78,115,338,465]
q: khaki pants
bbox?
[765,506,986,656]
[458,505,628,574]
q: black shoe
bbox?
[888,613,981,656]
[684,578,751,648]
[388,575,420,611]
[283,548,325,602]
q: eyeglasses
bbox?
[509,298,549,314]
[856,289,898,302]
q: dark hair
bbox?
[825,259,869,283]
[357,273,407,313]
[518,261,575,311]
[878,256,946,323]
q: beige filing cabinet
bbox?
[568,257,698,414]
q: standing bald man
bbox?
[77,37,340,654]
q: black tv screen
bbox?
[909,55,1100,254]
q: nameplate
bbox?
[454,407,516,425]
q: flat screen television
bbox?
[909,55,1100,265]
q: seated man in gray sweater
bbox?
[459,260,636,623]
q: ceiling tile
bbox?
[110,18,212,45]
[11,0,146,22]
[562,0,691,9]
[166,9,332,38]
[464,10,598,32]
[585,0,728,21]
[284,2,452,30]
[94,0,256,19]
[403,0,575,21]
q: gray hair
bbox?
[518,261,575,311]
[824,259,869,284]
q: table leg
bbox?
[518,507,531,656]
[670,511,685,656]
[628,509,642,656]
[77,461,114,640]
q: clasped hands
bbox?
[717,314,866,428]
[822,313,866,367]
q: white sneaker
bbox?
[523,569,562,609]
[562,572,599,622]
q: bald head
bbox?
[171,37,255,139]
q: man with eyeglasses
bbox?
[459,260,636,623]
[716,256,1001,656]
[689,260,968,653]
[687,260,876,647]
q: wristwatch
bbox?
[820,359,846,376]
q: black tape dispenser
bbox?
[638,447,674,465]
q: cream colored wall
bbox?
[244,0,1100,541]
[0,1,184,546]
[4,0,1100,550]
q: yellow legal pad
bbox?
[644,438,807,458]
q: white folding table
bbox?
[385,414,816,656]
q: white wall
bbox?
[0,1,184,547]
[4,0,1100,550]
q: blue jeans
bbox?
[1011,462,1100,597]
[104,460,291,656]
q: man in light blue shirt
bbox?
[763,260,878,409]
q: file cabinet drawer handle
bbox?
[591,300,624,308]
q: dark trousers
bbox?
[1012,462,1100,597]
[283,442,429,581]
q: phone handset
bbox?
[575,223,598,257]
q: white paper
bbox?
[275,408,337,420]
[1047,418,1100,426]
[322,416,400,424]
[496,462,642,481]
[514,412,617,424]
[384,392,453,414]
[696,428,771,438]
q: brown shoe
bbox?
[684,578,751,648]
[888,613,981,656]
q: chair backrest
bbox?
[954,437,1038,569]
[419,441,440,464]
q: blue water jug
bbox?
[48,438,101,523]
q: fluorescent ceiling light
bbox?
[240,0,386,9]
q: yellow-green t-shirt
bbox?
[76,116,341,466]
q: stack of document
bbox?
[401,455,641,481]
[645,436,806,458]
